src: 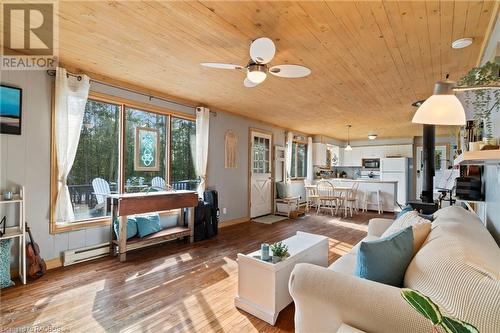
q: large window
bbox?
[67,100,120,221]
[52,94,197,232]
[290,141,307,179]
[170,117,197,190]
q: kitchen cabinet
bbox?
[313,143,328,166]
[339,144,413,166]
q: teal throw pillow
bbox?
[355,226,414,287]
[396,205,413,219]
[0,238,15,289]
[136,213,162,238]
[113,216,138,240]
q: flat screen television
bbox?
[0,85,22,135]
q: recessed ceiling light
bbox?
[452,38,473,49]
[368,134,377,140]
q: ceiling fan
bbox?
[201,37,311,88]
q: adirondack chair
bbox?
[92,178,113,211]
[151,176,166,189]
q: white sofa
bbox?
[289,206,500,333]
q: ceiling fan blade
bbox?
[244,78,259,88]
[201,62,244,70]
[269,64,311,78]
[249,37,276,64]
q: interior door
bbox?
[250,130,273,218]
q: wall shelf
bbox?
[454,150,500,166]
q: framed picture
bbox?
[134,127,160,171]
[0,85,22,135]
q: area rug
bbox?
[252,215,288,224]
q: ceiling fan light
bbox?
[368,134,377,140]
[412,80,466,126]
[247,70,267,84]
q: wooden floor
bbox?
[1,211,393,333]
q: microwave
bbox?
[362,158,380,169]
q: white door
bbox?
[250,130,273,218]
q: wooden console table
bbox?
[108,190,198,262]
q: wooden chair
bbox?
[303,179,319,212]
[92,178,112,211]
[316,180,336,216]
[344,182,360,218]
[151,176,167,190]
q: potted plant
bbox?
[458,61,499,141]
[270,241,290,263]
[401,288,479,333]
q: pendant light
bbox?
[345,124,352,151]
[412,76,466,126]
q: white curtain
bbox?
[54,67,90,222]
[306,136,314,182]
[285,131,293,183]
[195,107,210,198]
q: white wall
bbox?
[0,70,287,261]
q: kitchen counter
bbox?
[315,178,399,212]
[319,178,397,184]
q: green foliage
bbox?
[441,317,479,333]
[401,288,479,333]
[458,61,500,139]
[270,241,290,258]
[401,288,442,325]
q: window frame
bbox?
[49,91,195,234]
[290,139,308,180]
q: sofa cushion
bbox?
[382,211,431,254]
[405,206,500,333]
[396,204,413,219]
[355,227,414,287]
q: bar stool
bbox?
[363,190,383,214]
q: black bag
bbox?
[193,200,212,242]
[204,190,219,235]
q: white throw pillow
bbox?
[382,211,431,254]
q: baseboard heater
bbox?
[63,242,110,266]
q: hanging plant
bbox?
[457,61,500,139]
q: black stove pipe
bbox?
[421,124,435,203]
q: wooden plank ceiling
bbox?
[54,1,498,139]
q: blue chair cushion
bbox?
[396,204,413,219]
[113,216,138,240]
[0,238,14,289]
[136,213,162,238]
[355,226,414,287]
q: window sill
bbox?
[50,217,111,234]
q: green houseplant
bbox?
[401,288,479,333]
[270,241,290,263]
[458,61,500,140]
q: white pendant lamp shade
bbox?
[345,144,352,151]
[412,79,466,126]
[345,124,352,151]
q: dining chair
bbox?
[344,182,360,218]
[303,179,319,212]
[316,180,336,216]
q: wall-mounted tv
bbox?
[0,85,22,135]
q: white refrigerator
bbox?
[381,157,409,206]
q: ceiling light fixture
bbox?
[345,124,352,151]
[368,133,377,140]
[247,64,267,84]
[452,37,473,49]
[412,76,466,126]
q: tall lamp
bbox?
[411,78,466,209]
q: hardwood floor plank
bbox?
[0,211,393,332]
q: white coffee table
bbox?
[234,231,329,325]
